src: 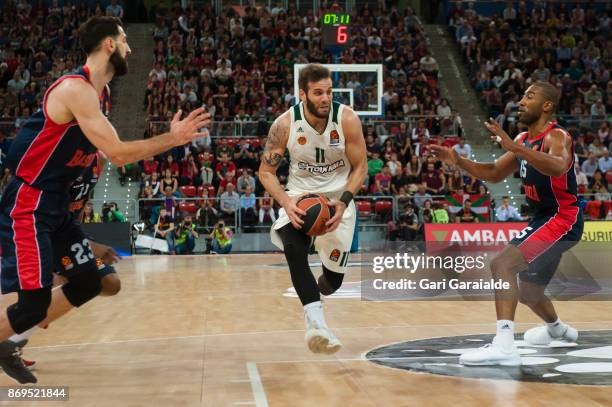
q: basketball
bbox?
[296,194,334,236]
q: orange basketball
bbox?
[296,194,333,236]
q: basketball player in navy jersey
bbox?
[431,82,583,366]
[0,16,210,383]
[8,153,122,373]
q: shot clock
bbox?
[321,13,352,50]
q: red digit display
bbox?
[337,26,348,44]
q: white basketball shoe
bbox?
[459,337,521,366]
[304,306,342,354]
[523,324,578,346]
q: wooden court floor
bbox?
[0,254,610,407]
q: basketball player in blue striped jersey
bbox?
[260,64,368,354]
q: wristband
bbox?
[339,191,354,206]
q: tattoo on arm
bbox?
[262,119,287,168]
[263,152,283,166]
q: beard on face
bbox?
[518,107,541,125]
[110,48,128,77]
[305,94,329,119]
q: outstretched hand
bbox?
[429,144,459,165]
[170,108,212,145]
[485,118,517,152]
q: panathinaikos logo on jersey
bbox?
[298,159,346,174]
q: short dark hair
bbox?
[532,81,560,113]
[79,16,123,54]
[298,64,331,93]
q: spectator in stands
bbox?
[372,165,392,196]
[495,196,523,222]
[180,153,200,186]
[599,151,612,173]
[161,168,179,196]
[452,137,472,159]
[196,188,218,230]
[240,185,257,227]
[431,202,450,224]
[447,169,464,193]
[102,202,125,223]
[155,208,176,255]
[575,135,589,165]
[421,162,446,195]
[220,183,240,223]
[389,204,420,241]
[575,163,589,194]
[161,155,180,178]
[236,169,256,194]
[258,191,276,224]
[367,151,384,178]
[581,154,599,178]
[199,151,214,185]
[216,152,237,183]
[413,183,433,207]
[106,0,124,19]
[142,156,159,182]
[589,170,608,194]
[81,202,101,224]
[234,138,257,171]
[216,139,234,161]
[455,200,479,223]
[590,138,609,159]
[174,216,199,255]
[210,220,233,254]
[411,119,430,142]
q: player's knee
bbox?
[7,287,52,334]
[100,274,121,297]
[62,271,102,307]
[319,265,344,296]
[490,255,511,277]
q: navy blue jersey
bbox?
[68,153,100,215]
[517,121,578,216]
[5,66,110,192]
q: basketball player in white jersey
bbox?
[259,64,367,354]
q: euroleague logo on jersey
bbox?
[298,136,307,145]
[329,130,340,146]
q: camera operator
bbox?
[102,201,126,223]
[209,220,233,254]
[174,215,199,254]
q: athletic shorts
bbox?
[510,207,583,286]
[0,179,98,293]
[271,191,356,274]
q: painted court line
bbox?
[246,362,269,407]
[25,323,612,351]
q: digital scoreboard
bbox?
[321,13,352,50]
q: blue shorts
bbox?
[0,179,98,294]
[510,207,583,285]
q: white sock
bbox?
[495,320,515,351]
[9,326,38,343]
[304,301,327,328]
[546,318,568,337]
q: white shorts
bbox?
[270,200,356,273]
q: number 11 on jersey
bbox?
[315,147,326,163]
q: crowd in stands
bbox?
[449,0,611,223]
[138,1,485,246]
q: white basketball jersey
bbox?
[285,101,351,196]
